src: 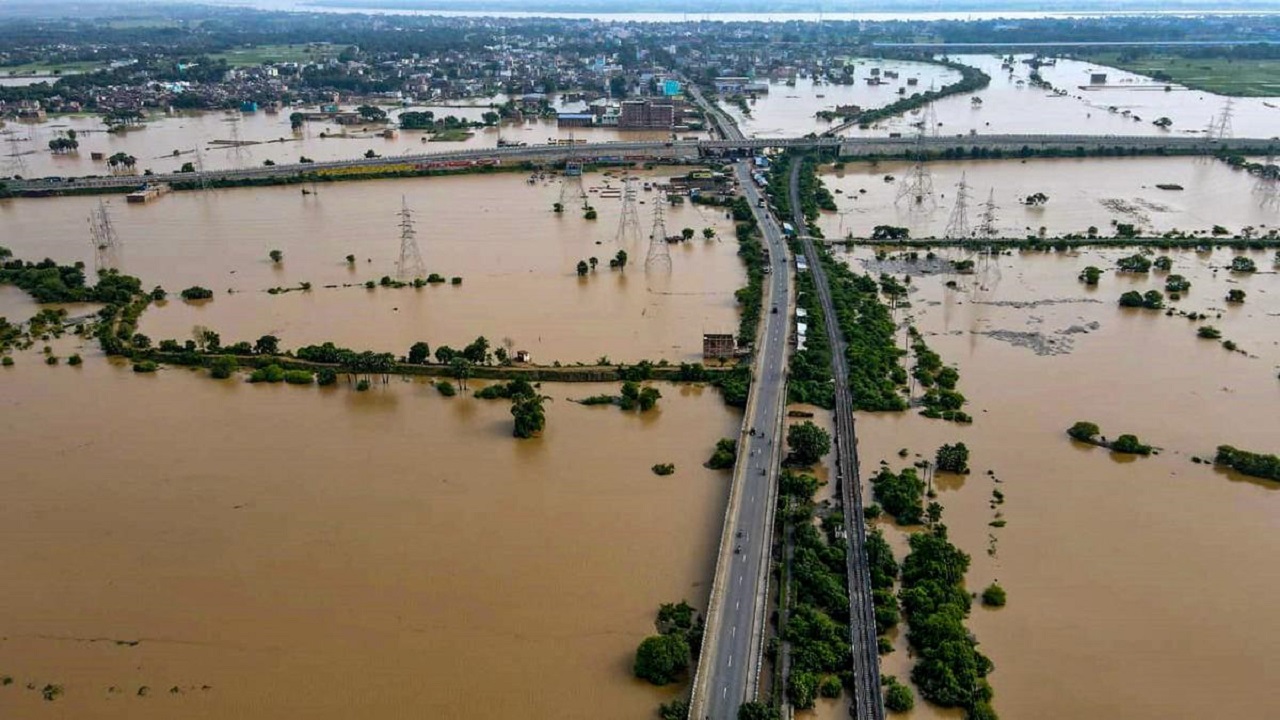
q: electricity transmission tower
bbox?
[1213,98,1235,141]
[615,176,643,244]
[972,189,1001,285]
[228,118,248,168]
[88,199,121,271]
[194,147,211,192]
[395,196,426,281]
[4,130,28,177]
[1256,154,1280,209]
[943,173,972,239]
[645,197,672,274]
[920,91,939,138]
[896,133,935,207]
[559,160,587,209]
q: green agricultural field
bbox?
[2,60,105,77]
[209,43,339,67]
[1085,54,1280,97]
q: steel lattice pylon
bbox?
[645,197,672,274]
[615,176,643,245]
[4,129,28,177]
[1253,154,1280,209]
[396,196,427,281]
[944,173,971,239]
[895,132,935,208]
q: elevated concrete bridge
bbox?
[8,134,1275,196]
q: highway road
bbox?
[688,162,791,719]
[788,162,884,720]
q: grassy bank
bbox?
[1078,53,1280,97]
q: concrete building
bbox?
[556,112,596,128]
[619,99,674,130]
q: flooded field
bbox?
[0,168,744,363]
[0,352,738,718]
[841,54,1280,140]
[1,101,700,178]
[719,59,959,139]
[846,245,1279,718]
[817,156,1280,239]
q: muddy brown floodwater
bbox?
[0,352,739,718]
[719,59,959,139]
[841,54,1280,140]
[842,245,1280,718]
[819,156,1280,240]
[3,104,701,178]
[0,168,745,363]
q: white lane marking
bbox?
[728,654,733,668]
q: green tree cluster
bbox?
[1067,421,1101,441]
[1164,274,1190,293]
[474,378,535,400]
[510,389,548,438]
[981,583,1007,607]
[1077,265,1102,285]
[787,421,831,467]
[884,676,915,712]
[1110,434,1152,455]
[871,466,926,525]
[1118,289,1164,309]
[707,438,737,469]
[1214,445,1280,481]
[633,600,702,686]
[900,523,997,718]
[819,251,908,411]
[788,274,835,408]
[180,286,214,301]
[619,380,661,411]
[935,443,971,474]
[1230,256,1257,273]
[1116,253,1152,272]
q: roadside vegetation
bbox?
[900,511,998,720]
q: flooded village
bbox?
[2,5,1279,720]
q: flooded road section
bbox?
[817,156,1279,240]
[846,246,1279,718]
[719,59,959,139]
[2,103,700,179]
[0,170,745,363]
[841,54,1280,140]
[0,356,738,718]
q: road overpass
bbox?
[12,133,1273,195]
[686,71,790,720]
[687,161,792,720]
